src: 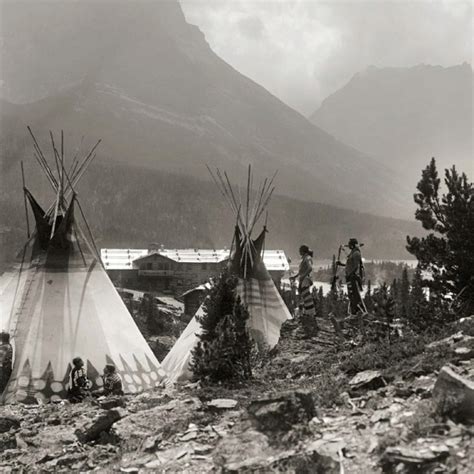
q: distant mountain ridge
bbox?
[0,0,411,218]
[311,64,473,182]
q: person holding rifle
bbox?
[290,245,317,336]
[337,238,365,314]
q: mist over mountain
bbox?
[0,0,412,218]
[311,64,473,184]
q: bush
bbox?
[190,271,252,383]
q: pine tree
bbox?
[408,267,428,330]
[190,271,252,382]
[400,266,410,319]
[372,284,396,343]
[364,280,374,312]
[407,158,474,315]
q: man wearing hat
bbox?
[338,238,365,314]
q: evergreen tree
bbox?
[372,284,396,343]
[407,158,474,315]
[400,266,410,319]
[190,271,252,382]
[364,280,374,312]
[408,267,429,330]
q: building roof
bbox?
[101,248,290,272]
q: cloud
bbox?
[237,16,265,40]
[180,0,472,115]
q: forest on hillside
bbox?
[0,156,419,269]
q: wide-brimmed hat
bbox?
[348,238,359,246]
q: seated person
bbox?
[95,364,123,397]
[68,357,91,402]
[0,332,13,394]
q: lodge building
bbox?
[101,246,290,296]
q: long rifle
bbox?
[330,245,343,292]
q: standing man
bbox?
[290,245,317,336]
[0,332,13,394]
[338,238,365,314]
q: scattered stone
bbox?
[0,416,21,433]
[75,409,124,443]
[222,447,340,473]
[433,365,474,423]
[99,396,126,410]
[0,433,17,451]
[454,347,474,361]
[381,446,449,471]
[46,417,61,426]
[142,434,162,452]
[247,390,316,432]
[427,332,474,349]
[179,431,198,441]
[349,370,386,392]
[193,443,213,454]
[207,399,238,409]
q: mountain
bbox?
[311,64,473,184]
[0,0,411,218]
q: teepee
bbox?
[162,166,291,382]
[0,129,168,403]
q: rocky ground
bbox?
[1,317,473,473]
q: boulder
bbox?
[381,446,449,472]
[207,399,238,409]
[75,409,125,443]
[349,370,386,392]
[0,416,21,433]
[433,365,474,423]
[454,346,474,361]
[247,390,316,432]
[222,447,339,473]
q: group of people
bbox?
[0,331,123,402]
[290,238,365,324]
[69,357,124,402]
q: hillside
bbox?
[311,64,473,184]
[0,0,411,217]
[0,156,419,267]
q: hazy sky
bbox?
[180,0,473,115]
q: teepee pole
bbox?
[246,164,251,229]
[20,161,30,238]
[49,130,62,183]
[28,126,58,189]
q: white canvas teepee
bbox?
[0,130,168,403]
[162,166,291,383]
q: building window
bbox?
[146,263,152,270]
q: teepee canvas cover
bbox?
[0,131,167,403]
[231,226,291,348]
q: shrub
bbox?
[190,271,252,383]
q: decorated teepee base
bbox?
[3,353,166,404]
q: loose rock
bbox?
[433,365,474,423]
[349,370,386,392]
[75,409,124,443]
[247,389,316,432]
[0,416,21,433]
